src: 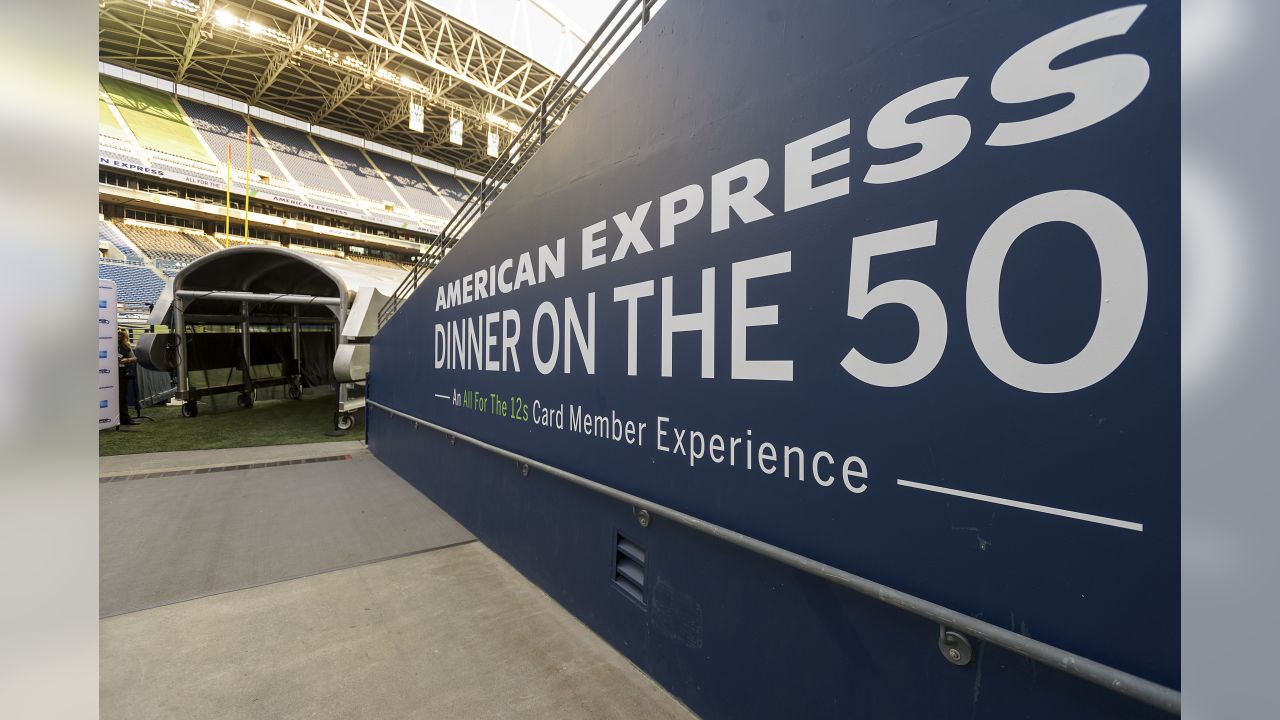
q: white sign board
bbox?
[410,100,424,133]
[449,117,463,145]
[98,280,119,430]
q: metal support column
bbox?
[240,300,253,399]
[333,301,347,409]
[173,295,188,400]
[291,304,302,391]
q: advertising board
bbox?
[372,0,1178,692]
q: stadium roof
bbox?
[429,0,598,75]
[99,0,567,171]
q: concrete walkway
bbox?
[100,449,473,617]
[99,440,366,476]
[100,443,694,720]
[102,543,692,720]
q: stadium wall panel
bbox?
[368,1,1178,717]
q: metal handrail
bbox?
[377,0,656,328]
[367,399,1180,715]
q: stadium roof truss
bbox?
[99,0,567,171]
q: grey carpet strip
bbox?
[100,453,353,483]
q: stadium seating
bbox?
[291,244,344,258]
[179,99,288,182]
[367,153,453,219]
[99,95,129,141]
[98,77,469,237]
[419,167,470,207]
[251,121,352,197]
[346,254,411,271]
[311,137,403,208]
[100,77,213,165]
[98,147,143,166]
[113,220,219,268]
[99,221,144,263]
[100,217,413,292]
[98,261,166,305]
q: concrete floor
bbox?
[99,440,366,476]
[100,444,694,720]
[101,450,473,617]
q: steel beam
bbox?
[312,46,388,123]
[259,0,544,112]
[249,15,318,104]
[175,290,343,306]
[174,2,217,82]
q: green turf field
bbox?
[99,395,363,457]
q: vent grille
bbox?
[613,533,646,606]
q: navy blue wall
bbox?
[369,409,1166,719]
[370,1,1177,717]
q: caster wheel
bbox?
[237,392,254,409]
[335,412,355,431]
[181,400,198,418]
[287,383,304,400]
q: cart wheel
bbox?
[237,392,255,409]
[335,412,355,431]
[181,400,198,418]
[287,383,304,400]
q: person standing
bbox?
[117,328,139,426]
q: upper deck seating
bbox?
[100,76,213,164]
[99,94,129,141]
[179,99,288,183]
[419,167,470,208]
[366,153,453,219]
[252,121,351,197]
[311,137,402,207]
[97,78,475,235]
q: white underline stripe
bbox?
[896,479,1143,532]
[434,393,451,400]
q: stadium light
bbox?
[485,113,521,133]
[215,9,236,27]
